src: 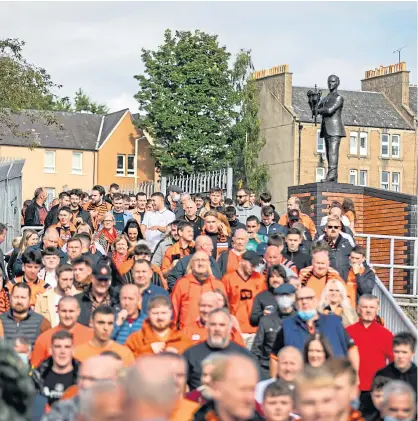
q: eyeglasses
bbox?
[297,296,315,302]
[327,225,341,229]
[236,195,248,198]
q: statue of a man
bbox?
[317,74,346,182]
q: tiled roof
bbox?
[409,86,417,116]
[292,87,413,130]
[0,109,128,150]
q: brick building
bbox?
[254,63,417,213]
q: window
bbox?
[316,167,325,182]
[359,133,367,156]
[116,154,125,175]
[391,135,400,158]
[44,150,56,173]
[391,172,400,192]
[45,188,55,208]
[317,130,325,153]
[381,134,389,158]
[359,170,368,186]
[72,152,83,175]
[127,155,135,176]
[349,169,358,185]
[381,171,389,190]
[350,132,358,155]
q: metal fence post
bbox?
[160,176,167,196]
[389,238,395,294]
[413,239,418,296]
[226,167,233,199]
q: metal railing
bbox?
[355,233,418,297]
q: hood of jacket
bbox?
[34,357,80,389]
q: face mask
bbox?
[18,353,29,365]
[173,194,180,202]
[276,295,294,309]
[350,398,360,410]
[297,310,317,321]
[384,417,412,421]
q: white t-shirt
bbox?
[141,208,175,251]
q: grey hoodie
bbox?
[235,204,261,224]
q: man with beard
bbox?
[68,189,92,228]
[31,296,93,367]
[183,308,255,390]
[0,283,50,346]
[379,381,416,421]
[35,264,78,327]
[151,221,180,269]
[84,185,112,231]
[73,305,134,366]
[125,295,192,358]
[192,354,262,421]
[235,188,262,225]
[171,251,225,329]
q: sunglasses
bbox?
[236,195,248,198]
[327,225,341,229]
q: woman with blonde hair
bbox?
[95,212,117,253]
[8,230,39,279]
[111,234,130,270]
[202,210,232,259]
[318,278,358,327]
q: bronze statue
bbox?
[315,75,346,182]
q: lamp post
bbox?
[307,85,322,126]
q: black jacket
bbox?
[184,215,204,239]
[250,290,277,327]
[44,204,60,230]
[281,246,312,272]
[0,247,7,281]
[228,219,246,235]
[352,264,376,299]
[251,309,297,375]
[193,400,263,421]
[24,200,47,226]
[375,362,417,394]
[33,357,80,388]
[75,285,120,326]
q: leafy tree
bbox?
[231,49,269,194]
[134,29,237,175]
[73,88,108,114]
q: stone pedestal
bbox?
[288,182,417,294]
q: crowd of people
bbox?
[0,183,416,421]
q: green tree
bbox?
[134,29,237,175]
[73,88,108,114]
[231,49,269,194]
[0,38,60,141]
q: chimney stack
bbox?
[252,64,293,108]
[361,62,414,126]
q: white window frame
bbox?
[44,150,56,173]
[391,135,400,158]
[381,171,390,190]
[349,132,358,155]
[71,152,83,175]
[349,169,358,185]
[316,167,325,182]
[45,188,55,208]
[381,134,390,158]
[391,172,400,192]
[127,154,135,176]
[359,170,368,186]
[359,132,367,156]
[316,130,325,153]
[116,154,125,176]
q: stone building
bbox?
[254,62,417,213]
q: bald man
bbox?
[112,284,145,345]
[167,235,222,290]
[183,200,204,238]
[217,228,249,277]
[194,354,259,421]
[123,355,179,421]
[270,287,359,372]
[43,355,123,421]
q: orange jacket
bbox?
[222,271,266,334]
[171,273,226,329]
[183,318,245,347]
[162,241,195,272]
[6,277,47,308]
[50,222,77,248]
[117,258,168,290]
[299,266,345,299]
[278,212,316,238]
[125,319,193,358]
[170,398,200,421]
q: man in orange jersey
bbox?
[217,228,249,277]
[126,295,192,358]
[162,221,195,277]
[299,242,346,299]
[222,251,266,350]
[171,251,225,329]
[183,291,245,346]
[31,295,93,367]
[73,305,134,366]
[278,197,316,238]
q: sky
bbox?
[0,1,416,113]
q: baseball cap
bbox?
[273,284,296,295]
[256,242,268,256]
[242,250,262,267]
[288,209,300,221]
[92,262,111,281]
[167,185,183,194]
